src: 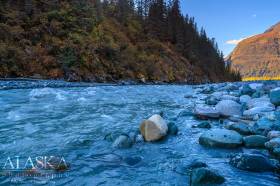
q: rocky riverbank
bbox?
[106,81,280,185]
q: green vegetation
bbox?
[0,0,241,83]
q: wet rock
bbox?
[241,84,256,96]
[243,107,275,117]
[270,88,280,106]
[252,89,265,98]
[123,156,142,166]
[249,83,263,90]
[193,121,211,129]
[194,106,220,119]
[205,96,219,105]
[135,134,144,143]
[190,168,225,185]
[273,148,280,158]
[267,131,280,139]
[201,86,214,94]
[105,132,122,142]
[112,135,133,149]
[228,122,252,135]
[243,135,268,148]
[140,114,168,142]
[199,129,243,148]
[265,138,280,150]
[221,95,239,102]
[229,153,277,172]
[240,95,251,104]
[187,160,208,170]
[247,97,275,109]
[167,122,178,135]
[177,110,193,117]
[215,100,242,117]
[250,117,279,136]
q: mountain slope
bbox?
[0,0,240,83]
[228,22,280,79]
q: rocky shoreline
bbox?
[105,81,280,185]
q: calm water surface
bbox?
[0,81,279,185]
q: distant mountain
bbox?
[228,22,280,79]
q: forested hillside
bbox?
[0,0,240,83]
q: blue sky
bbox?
[181,0,280,56]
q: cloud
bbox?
[226,38,246,45]
[226,35,254,45]
[252,14,257,18]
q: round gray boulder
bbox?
[190,168,225,185]
[230,153,277,172]
[243,135,268,148]
[215,100,242,117]
[199,129,243,148]
[270,88,280,106]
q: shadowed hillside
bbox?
[0,0,240,83]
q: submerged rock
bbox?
[112,135,133,149]
[230,153,277,172]
[215,100,242,117]
[167,122,178,135]
[199,129,243,148]
[187,160,208,170]
[270,88,280,106]
[243,135,268,148]
[190,168,225,185]
[194,106,220,119]
[193,121,211,129]
[140,114,168,142]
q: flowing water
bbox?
[0,81,279,185]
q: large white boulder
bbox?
[140,114,168,142]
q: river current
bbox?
[0,81,279,185]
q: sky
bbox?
[181,0,280,56]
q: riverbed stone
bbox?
[199,129,243,148]
[270,88,280,106]
[241,84,256,96]
[243,107,275,117]
[265,137,280,150]
[193,121,211,129]
[229,153,277,172]
[140,114,168,142]
[112,135,133,149]
[215,100,242,117]
[267,131,280,139]
[250,117,275,136]
[243,135,268,148]
[240,95,251,104]
[187,160,208,170]
[221,95,239,102]
[228,122,252,135]
[205,96,219,105]
[167,122,178,135]
[194,106,220,119]
[190,168,225,185]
